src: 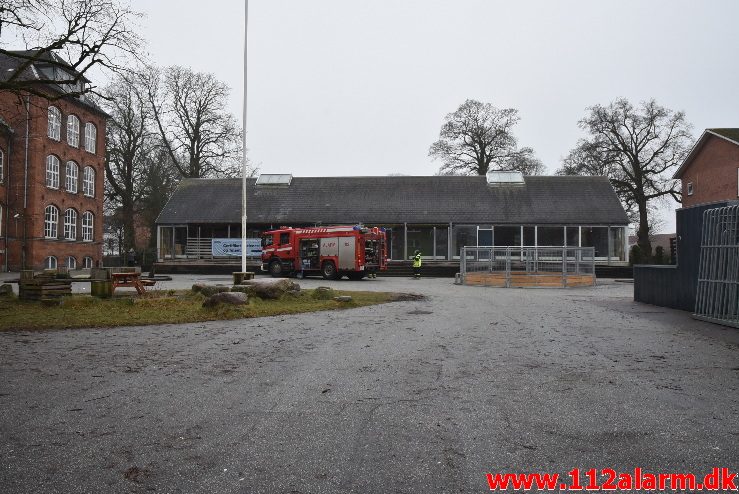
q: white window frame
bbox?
[46,155,60,189]
[48,106,61,140]
[65,161,79,193]
[687,182,694,196]
[84,122,97,153]
[83,166,95,197]
[0,148,4,182]
[44,256,57,270]
[64,208,77,240]
[82,211,94,242]
[44,205,59,238]
[0,203,3,237]
[83,256,94,268]
[67,115,80,147]
[66,256,77,270]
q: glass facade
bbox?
[406,226,434,259]
[452,225,477,259]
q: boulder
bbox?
[199,285,231,297]
[191,283,207,293]
[202,291,248,308]
[0,284,13,296]
[240,279,300,299]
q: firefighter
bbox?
[412,249,422,278]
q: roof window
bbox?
[486,170,524,185]
[256,174,292,186]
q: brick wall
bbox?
[0,91,107,271]
[680,134,739,208]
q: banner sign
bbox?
[212,238,262,257]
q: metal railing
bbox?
[459,246,595,287]
[694,205,739,328]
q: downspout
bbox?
[3,132,10,272]
[22,95,30,269]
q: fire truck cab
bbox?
[261,225,387,280]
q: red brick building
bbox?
[0,51,107,271]
[674,128,739,208]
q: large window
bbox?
[67,115,80,147]
[83,256,94,268]
[66,256,77,270]
[582,227,609,259]
[46,155,60,189]
[452,225,477,258]
[406,227,434,259]
[44,205,59,238]
[82,211,94,241]
[44,256,57,269]
[64,208,77,240]
[494,226,521,247]
[84,123,97,153]
[83,166,95,197]
[537,226,565,246]
[48,106,61,140]
[65,161,79,193]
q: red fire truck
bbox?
[261,225,387,279]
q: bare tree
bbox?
[429,99,544,176]
[558,98,692,258]
[0,0,142,98]
[102,72,153,254]
[147,65,244,178]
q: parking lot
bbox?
[1,276,737,493]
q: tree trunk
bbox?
[636,201,652,261]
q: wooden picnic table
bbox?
[111,272,150,295]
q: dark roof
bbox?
[156,175,629,226]
[708,128,739,144]
[0,50,107,117]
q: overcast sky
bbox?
[131,1,738,230]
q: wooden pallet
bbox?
[19,277,73,301]
[464,271,595,288]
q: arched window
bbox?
[44,256,57,270]
[46,155,60,189]
[83,166,95,197]
[67,115,80,147]
[44,205,59,238]
[82,211,94,241]
[84,123,97,153]
[65,161,79,193]
[64,208,77,240]
[66,256,77,270]
[83,256,94,268]
[48,106,61,140]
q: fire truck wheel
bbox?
[321,261,338,280]
[268,260,283,277]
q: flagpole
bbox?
[241,0,249,273]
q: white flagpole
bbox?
[241,0,249,273]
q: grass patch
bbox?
[0,289,405,331]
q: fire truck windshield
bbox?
[262,235,273,247]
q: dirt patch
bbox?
[389,293,426,302]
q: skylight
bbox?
[486,170,524,185]
[256,174,292,186]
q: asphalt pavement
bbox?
[0,276,737,493]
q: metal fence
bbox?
[458,246,595,288]
[694,205,739,328]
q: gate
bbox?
[458,246,595,288]
[694,205,739,328]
